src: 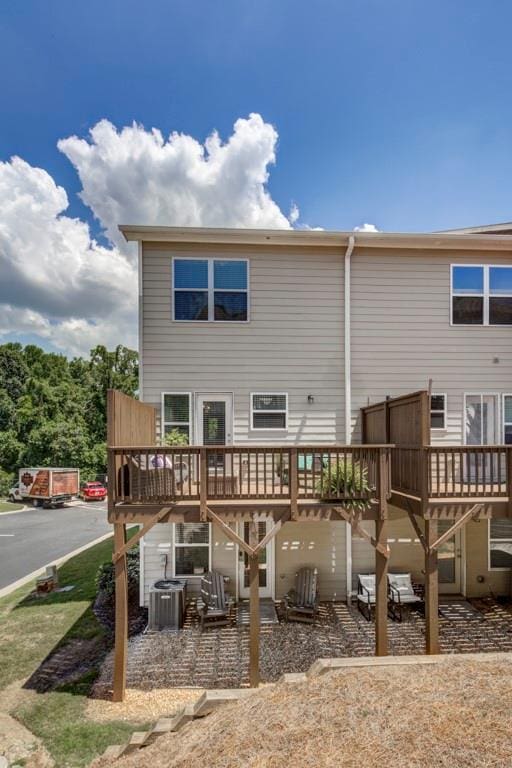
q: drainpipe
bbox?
[344,234,355,603]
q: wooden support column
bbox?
[375,517,388,656]
[248,521,260,688]
[112,522,128,702]
[375,447,389,656]
[425,519,439,655]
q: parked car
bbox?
[79,481,107,501]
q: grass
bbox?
[0,528,144,768]
[0,499,24,513]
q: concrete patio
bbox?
[94,597,512,696]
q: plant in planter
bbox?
[316,461,372,510]
[162,429,189,447]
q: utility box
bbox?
[149,579,187,630]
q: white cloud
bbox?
[354,222,379,232]
[58,113,291,248]
[0,114,294,356]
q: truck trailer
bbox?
[16,468,80,507]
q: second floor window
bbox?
[451,265,512,325]
[430,393,446,430]
[173,258,248,321]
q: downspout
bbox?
[138,240,143,399]
[344,234,355,603]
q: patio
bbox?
[93,597,512,695]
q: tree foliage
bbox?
[0,343,138,488]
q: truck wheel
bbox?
[32,498,42,508]
[8,494,15,502]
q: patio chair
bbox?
[387,573,423,622]
[357,574,378,621]
[283,567,320,624]
[196,570,234,630]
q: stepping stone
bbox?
[101,745,125,760]
[146,718,175,744]
[279,672,307,684]
[124,731,150,754]
[193,688,257,717]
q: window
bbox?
[430,394,447,430]
[162,393,191,442]
[451,265,512,325]
[251,393,287,430]
[504,395,512,445]
[489,520,512,569]
[174,523,210,576]
[173,258,248,321]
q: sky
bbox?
[1,0,512,356]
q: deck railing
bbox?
[392,445,512,501]
[108,444,390,507]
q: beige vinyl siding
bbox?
[141,522,237,606]
[142,242,345,444]
[465,520,510,597]
[350,248,512,444]
[275,521,347,600]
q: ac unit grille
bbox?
[149,583,187,630]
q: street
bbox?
[0,501,112,590]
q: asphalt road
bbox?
[0,501,111,590]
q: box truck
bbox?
[15,468,80,507]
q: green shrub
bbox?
[0,468,14,497]
[162,428,189,446]
[96,547,140,604]
[317,461,371,510]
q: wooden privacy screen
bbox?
[107,390,156,447]
[361,390,430,447]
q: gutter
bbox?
[344,234,355,603]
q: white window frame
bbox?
[173,522,212,579]
[250,392,288,431]
[430,393,447,431]
[503,393,512,444]
[488,519,512,572]
[451,264,512,326]
[161,392,193,442]
[172,256,250,323]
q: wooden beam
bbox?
[428,504,482,552]
[248,522,260,688]
[507,447,512,518]
[112,522,128,702]
[112,507,173,563]
[335,507,390,558]
[375,517,389,656]
[199,448,208,522]
[424,519,439,655]
[406,508,427,551]
[205,507,255,557]
[252,511,290,556]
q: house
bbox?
[107,224,512,700]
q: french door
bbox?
[464,394,499,481]
[238,518,274,599]
[195,393,233,469]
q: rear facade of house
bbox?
[123,226,512,606]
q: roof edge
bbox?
[119,225,512,251]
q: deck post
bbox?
[425,518,439,654]
[375,447,389,656]
[248,521,260,687]
[112,522,128,701]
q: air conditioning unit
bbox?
[149,579,187,630]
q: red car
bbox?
[79,481,107,501]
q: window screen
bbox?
[251,393,287,430]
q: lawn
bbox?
[0,529,145,768]
[0,500,24,513]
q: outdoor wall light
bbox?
[307,394,314,404]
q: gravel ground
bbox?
[93,598,512,696]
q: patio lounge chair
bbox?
[357,574,379,621]
[387,573,423,622]
[283,567,320,623]
[196,570,234,630]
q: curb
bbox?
[0,531,115,599]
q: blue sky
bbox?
[2,0,512,234]
[2,1,512,356]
